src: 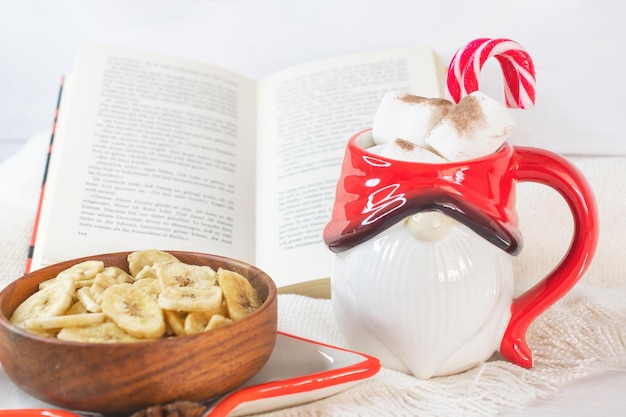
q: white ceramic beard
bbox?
[331,213,515,379]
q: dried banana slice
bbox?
[74,278,96,288]
[157,262,222,312]
[212,299,230,318]
[128,249,181,277]
[38,277,58,290]
[133,278,161,302]
[182,306,228,335]
[217,268,262,321]
[97,266,135,282]
[76,286,102,313]
[184,311,212,335]
[38,275,94,291]
[10,279,75,328]
[57,322,143,343]
[56,260,105,282]
[206,314,233,331]
[135,265,158,280]
[23,312,106,330]
[66,300,88,315]
[159,286,222,313]
[156,262,217,291]
[163,310,186,336]
[101,283,165,339]
[89,266,135,304]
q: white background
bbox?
[0,1,624,415]
[0,0,625,162]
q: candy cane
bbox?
[447,38,536,109]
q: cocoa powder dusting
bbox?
[394,138,415,151]
[429,98,454,112]
[399,94,453,120]
[447,95,486,138]
[400,94,428,104]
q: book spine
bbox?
[25,78,64,273]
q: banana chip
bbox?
[10,279,75,328]
[11,250,263,343]
[156,262,217,292]
[163,309,186,336]
[206,314,233,331]
[76,286,102,313]
[66,300,88,315]
[24,312,107,330]
[74,279,96,288]
[184,311,212,335]
[157,262,222,312]
[90,266,135,304]
[128,249,181,277]
[218,268,262,321]
[135,266,158,280]
[58,322,144,343]
[37,277,58,291]
[101,283,165,339]
[133,278,162,301]
[57,260,105,282]
[159,285,223,313]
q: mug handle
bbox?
[500,146,599,368]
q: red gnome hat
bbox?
[323,129,523,255]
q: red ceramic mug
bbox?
[325,129,598,378]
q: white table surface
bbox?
[0,1,625,415]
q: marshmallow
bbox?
[365,144,386,155]
[425,91,516,161]
[372,91,453,146]
[379,138,448,164]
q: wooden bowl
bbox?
[0,251,277,416]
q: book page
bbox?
[255,46,444,286]
[31,44,257,269]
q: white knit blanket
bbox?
[1,132,626,416]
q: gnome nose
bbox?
[405,212,452,241]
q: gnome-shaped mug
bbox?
[323,38,599,379]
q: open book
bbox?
[28,43,444,293]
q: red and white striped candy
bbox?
[447,38,536,109]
